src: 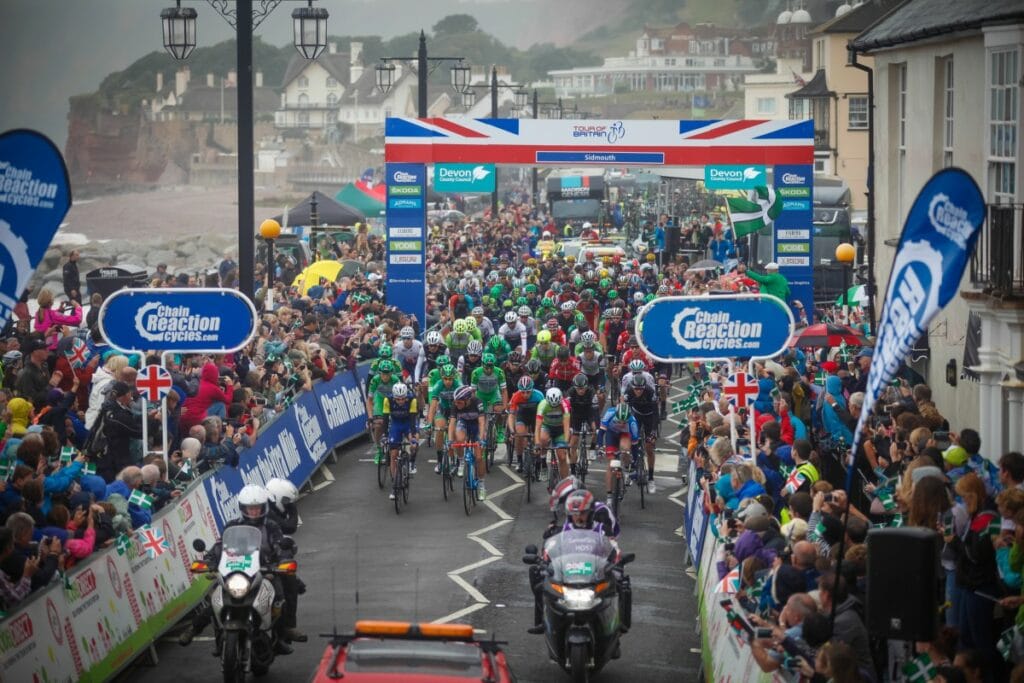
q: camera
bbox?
[755,627,773,640]
[823,493,834,503]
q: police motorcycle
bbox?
[190,526,297,681]
[523,509,634,682]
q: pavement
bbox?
[118,377,703,683]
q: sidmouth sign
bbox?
[636,294,794,362]
[99,288,257,353]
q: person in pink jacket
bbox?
[179,362,232,434]
[33,289,83,349]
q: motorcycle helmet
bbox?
[545,387,563,405]
[517,376,535,392]
[265,478,299,513]
[572,373,589,388]
[565,490,596,529]
[238,484,270,525]
[549,476,581,513]
[391,382,410,399]
[426,331,443,345]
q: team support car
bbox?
[310,620,516,683]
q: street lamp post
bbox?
[376,31,467,118]
[836,242,856,323]
[259,218,281,311]
[159,1,328,302]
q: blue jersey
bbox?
[600,407,640,441]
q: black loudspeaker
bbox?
[665,226,681,257]
[866,527,941,641]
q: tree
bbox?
[432,14,479,36]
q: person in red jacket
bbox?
[547,348,581,392]
[179,362,232,434]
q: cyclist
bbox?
[530,330,558,373]
[555,301,578,334]
[620,358,656,397]
[547,347,581,393]
[485,334,512,367]
[420,331,448,374]
[394,326,424,383]
[524,358,547,390]
[449,385,488,500]
[517,306,538,348]
[567,374,598,474]
[502,351,527,398]
[446,319,473,362]
[383,383,419,495]
[543,317,567,347]
[471,353,508,445]
[428,365,461,474]
[508,376,544,473]
[367,360,398,462]
[625,374,659,495]
[365,343,394,393]
[458,340,484,385]
[535,387,571,480]
[471,306,494,341]
[498,311,528,356]
[599,403,639,508]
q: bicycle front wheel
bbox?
[463,464,473,516]
[393,465,403,515]
[525,445,533,502]
[377,443,387,490]
[637,454,647,510]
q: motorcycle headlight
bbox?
[560,587,598,610]
[225,573,251,599]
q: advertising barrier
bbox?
[0,367,371,681]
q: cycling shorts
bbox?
[540,424,568,446]
[635,413,659,440]
[515,409,539,427]
[388,421,416,446]
[586,373,606,391]
[456,420,480,441]
[570,409,594,433]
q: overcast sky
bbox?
[0,0,561,146]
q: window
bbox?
[943,57,954,167]
[848,95,868,130]
[326,77,338,88]
[756,97,777,115]
[989,48,1018,202]
[814,40,825,71]
[297,76,309,88]
[297,93,308,107]
[326,93,337,106]
[897,63,908,218]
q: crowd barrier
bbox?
[0,365,372,682]
[684,459,796,683]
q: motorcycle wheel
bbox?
[568,642,590,683]
[222,631,243,683]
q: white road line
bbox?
[470,519,513,537]
[432,602,488,624]
[469,535,503,557]
[498,464,524,484]
[448,572,492,604]
[449,553,502,575]
[485,482,523,500]
[482,498,512,521]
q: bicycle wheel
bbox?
[393,460,403,515]
[611,466,622,519]
[462,458,473,516]
[376,442,387,490]
[637,453,646,510]
[547,450,559,494]
[524,443,533,502]
[441,447,450,502]
[485,418,496,470]
[402,456,410,505]
[576,432,589,486]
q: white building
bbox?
[275,42,350,130]
[744,57,814,119]
[851,0,1024,453]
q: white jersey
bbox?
[620,370,656,396]
[498,322,528,354]
[394,339,425,382]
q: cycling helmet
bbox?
[581,331,597,345]
[633,292,644,303]
[525,283,538,294]
[607,290,619,300]
[573,275,584,287]
[512,277,524,289]
[377,360,394,374]
[467,340,483,355]
[378,344,393,358]
[585,270,596,280]
[505,267,516,277]
[472,306,484,316]
[503,300,513,308]
[400,326,415,339]
[537,330,552,344]
[237,484,269,525]
[516,296,529,306]
[504,311,518,324]
[391,382,410,399]
[487,336,504,350]
[540,297,553,308]
[464,317,478,330]
[644,293,656,303]
[572,373,588,388]
[3,350,22,363]
[646,253,656,262]
[453,320,468,334]
[508,351,524,364]
[549,476,581,513]
[565,490,595,529]
[517,376,534,392]
[441,365,457,379]
[525,359,542,373]
[608,307,622,318]
[615,403,630,421]
[425,331,443,345]
[631,373,647,388]
[482,352,496,366]
[556,347,570,361]
[454,386,475,402]
[657,285,670,295]
[435,355,451,368]
[265,478,299,513]
[545,387,563,405]
[598,278,611,289]
[576,320,590,332]
[628,359,646,373]
[566,255,577,263]
[518,305,532,317]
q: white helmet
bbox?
[560,301,575,312]
[426,331,443,345]
[580,331,597,345]
[517,305,532,317]
[391,382,409,399]
[582,222,592,229]
[237,484,269,524]
[545,387,563,405]
[265,478,299,513]
[400,326,415,339]
[504,311,518,324]
[467,340,483,355]
[472,306,484,316]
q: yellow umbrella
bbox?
[291,260,343,294]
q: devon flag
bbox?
[851,168,986,460]
[726,186,782,238]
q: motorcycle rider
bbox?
[179,484,294,655]
[265,478,307,644]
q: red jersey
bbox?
[620,348,654,370]
[548,357,582,382]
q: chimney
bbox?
[349,41,363,84]
[156,71,164,92]
[255,71,263,88]
[174,66,190,97]
[207,72,214,87]
[328,41,337,55]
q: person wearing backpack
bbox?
[95,382,143,483]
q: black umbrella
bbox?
[272,191,365,227]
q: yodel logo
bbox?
[927,193,973,249]
[135,302,221,344]
[671,308,764,352]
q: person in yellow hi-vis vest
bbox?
[779,439,819,524]
[538,234,558,260]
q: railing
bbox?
[813,127,831,150]
[970,202,1024,297]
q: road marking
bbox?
[432,602,488,624]
[498,464,524,484]
[450,554,502,575]
[484,482,523,500]
[482,499,512,520]
[469,535,503,557]
[471,519,513,537]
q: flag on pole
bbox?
[902,653,937,683]
[726,186,782,239]
[176,458,193,480]
[128,490,154,510]
[115,533,133,556]
[715,568,740,594]
[83,462,97,476]
[672,393,699,414]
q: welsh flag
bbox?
[726,186,782,239]
[715,568,740,594]
[902,653,937,683]
[128,490,154,510]
[781,469,806,496]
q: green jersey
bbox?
[471,366,506,397]
[429,378,462,412]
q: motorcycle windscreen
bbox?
[220,525,262,575]
[547,529,614,586]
